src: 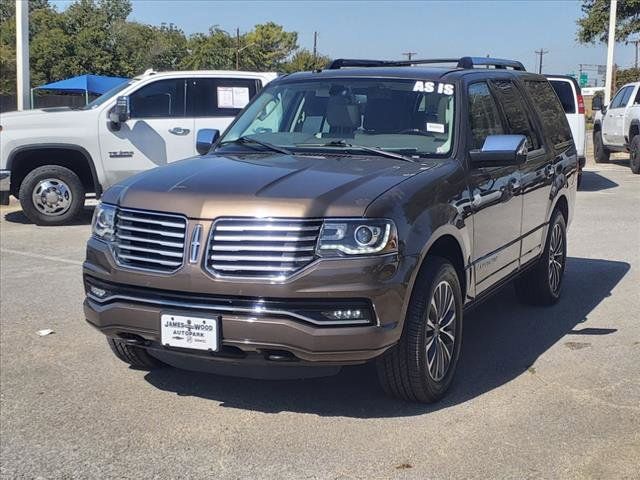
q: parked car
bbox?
[545,75,586,185]
[592,81,640,174]
[0,69,277,225]
[83,57,577,403]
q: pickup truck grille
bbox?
[207,218,322,279]
[113,209,187,273]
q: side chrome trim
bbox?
[86,293,372,326]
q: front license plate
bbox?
[161,314,219,351]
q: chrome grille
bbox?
[113,209,186,272]
[207,219,322,279]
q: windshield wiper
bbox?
[296,140,417,163]
[220,136,293,155]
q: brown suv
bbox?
[84,57,577,403]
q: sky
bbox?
[51,0,638,85]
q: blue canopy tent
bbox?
[32,74,129,106]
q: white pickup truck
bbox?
[0,69,277,224]
[593,81,640,174]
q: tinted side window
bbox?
[548,80,576,114]
[610,86,631,109]
[129,79,185,118]
[635,87,640,105]
[187,78,259,117]
[491,80,540,150]
[467,82,504,149]
[525,80,573,146]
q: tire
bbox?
[629,135,640,174]
[376,256,463,403]
[18,165,85,226]
[515,210,567,306]
[107,338,165,370]
[593,129,610,164]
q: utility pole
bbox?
[313,31,318,62]
[626,37,639,68]
[236,27,240,70]
[16,0,30,110]
[535,48,549,74]
[402,52,417,61]
[605,0,617,104]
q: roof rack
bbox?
[327,57,526,71]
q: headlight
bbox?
[316,219,397,256]
[91,203,116,241]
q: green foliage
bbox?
[616,67,640,88]
[0,0,329,95]
[577,0,640,44]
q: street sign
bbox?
[579,73,588,87]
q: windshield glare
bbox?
[220,78,455,157]
[80,80,135,110]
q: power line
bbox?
[534,48,549,74]
[402,52,417,61]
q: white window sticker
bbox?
[413,81,454,95]
[217,86,251,109]
[426,122,445,133]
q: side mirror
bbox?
[469,134,528,168]
[109,96,130,124]
[592,95,603,111]
[196,129,220,155]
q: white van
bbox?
[0,69,277,225]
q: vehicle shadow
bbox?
[578,171,619,192]
[3,204,95,225]
[143,256,629,417]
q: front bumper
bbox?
[0,170,9,205]
[84,237,413,366]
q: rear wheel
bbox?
[107,338,165,370]
[593,129,610,164]
[629,135,640,174]
[515,209,567,305]
[18,165,85,226]
[376,256,463,403]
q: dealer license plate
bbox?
[160,314,219,351]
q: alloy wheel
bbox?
[548,223,564,294]
[425,280,456,381]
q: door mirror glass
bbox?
[196,128,220,155]
[469,134,527,167]
[592,95,603,111]
[109,96,130,124]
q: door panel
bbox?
[603,86,632,145]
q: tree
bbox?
[181,27,235,70]
[242,22,298,71]
[281,49,331,73]
[577,0,640,43]
[616,66,640,88]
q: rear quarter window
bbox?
[524,80,573,147]
[548,80,576,114]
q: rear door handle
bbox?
[169,127,190,136]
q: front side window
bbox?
[187,78,259,117]
[129,79,186,118]
[525,80,573,146]
[609,86,632,109]
[219,78,456,157]
[491,79,540,150]
[468,82,504,149]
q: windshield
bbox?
[219,78,455,157]
[80,80,135,110]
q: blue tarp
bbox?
[34,74,129,94]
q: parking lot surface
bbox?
[1,156,639,479]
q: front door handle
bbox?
[169,127,190,136]
[545,164,555,178]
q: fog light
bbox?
[321,309,368,321]
[89,285,108,298]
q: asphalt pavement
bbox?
[1,155,638,479]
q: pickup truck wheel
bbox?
[107,338,165,370]
[629,135,640,174]
[593,130,610,164]
[515,210,567,305]
[18,165,85,226]
[376,256,463,403]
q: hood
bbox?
[0,107,89,128]
[103,152,435,219]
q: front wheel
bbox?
[18,165,85,226]
[376,256,463,403]
[515,210,567,305]
[629,135,640,174]
[107,338,165,370]
[593,130,610,164]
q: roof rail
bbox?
[327,57,526,71]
